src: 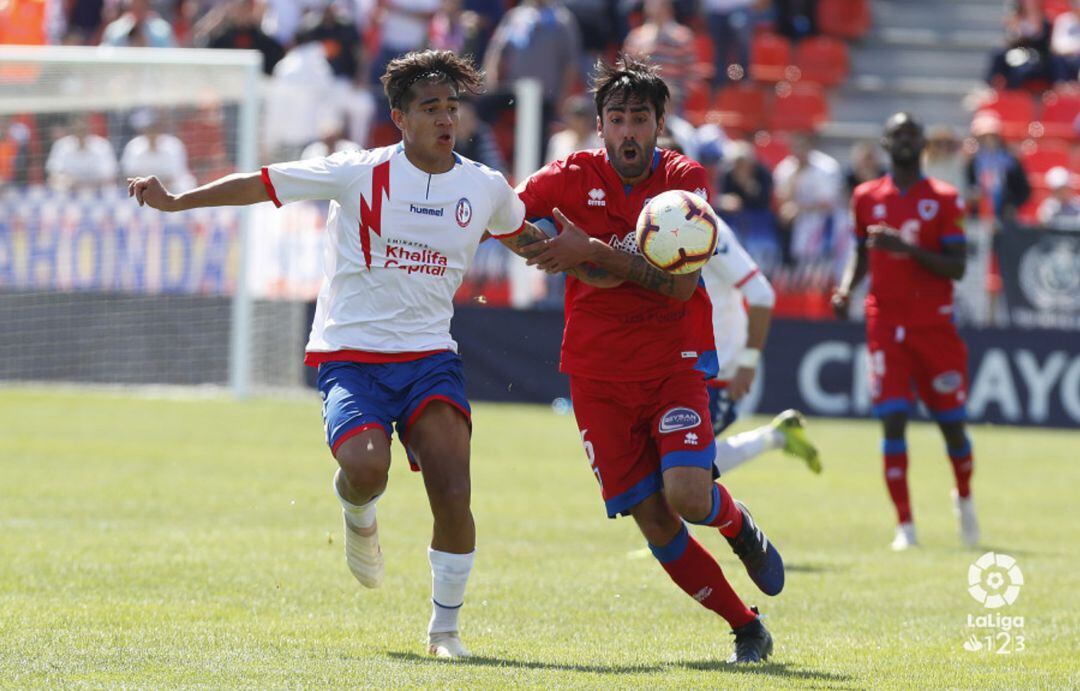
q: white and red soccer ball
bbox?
[635,189,719,274]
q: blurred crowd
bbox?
[0,0,1078,316]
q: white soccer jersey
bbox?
[262,144,526,363]
[700,218,761,380]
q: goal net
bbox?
[0,45,314,395]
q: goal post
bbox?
[0,46,285,397]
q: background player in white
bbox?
[701,222,821,476]
[128,50,614,659]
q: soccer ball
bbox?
[635,190,719,274]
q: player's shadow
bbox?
[387,651,663,673]
[785,562,846,574]
[680,659,855,684]
[387,652,853,683]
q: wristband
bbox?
[736,348,761,369]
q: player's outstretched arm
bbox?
[521,208,696,300]
[499,222,623,288]
[128,172,269,212]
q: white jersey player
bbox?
[128,50,617,660]
[700,217,821,475]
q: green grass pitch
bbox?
[1,388,1077,688]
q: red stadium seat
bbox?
[683,81,712,126]
[768,82,829,132]
[712,84,769,135]
[793,36,850,87]
[753,131,792,169]
[974,90,1037,140]
[750,32,792,83]
[1044,0,1072,19]
[817,0,872,39]
[1019,140,1071,192]
[1038,88,1080,140]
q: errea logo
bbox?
[587,188,606,207]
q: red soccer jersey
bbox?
[518,148,715,381]
[852,176,966,327]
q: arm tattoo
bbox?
[500,223,550,260]
[625,255,679,296]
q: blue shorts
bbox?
[317,352,471,471]
[707,384,739,435]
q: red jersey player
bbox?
[832,112,980,551]
[518,55,783,664]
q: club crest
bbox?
[918,199,939,221]
[455,197,472,228]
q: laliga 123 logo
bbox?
[968,551,1023,609]
[963,552,1026,655]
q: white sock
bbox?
[714,425,785,474]
[333,468,378,529]
[428,548,475,635]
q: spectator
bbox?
[966,112,1031,224]
[295,3,364,81]
[773,132,844,265]
[65,0,106,44]
[455,100,508,173]
[622,0,698,114]
[259,0,324,47]
[197,0,286,76]
[1038,166,1080,228]
[703,0,755,93]
[263,42,339,161]
[774,0,818,41]
[1051,0,1080,81]
[0,118,31,188]
[718,140,782,273]
[100,0,176,47]
[546,94,601,163]
[482,0,582,161]
[300,120,360,160]
[922,124,968,192]
[369,0,441,86]
[986,0,1055,89]
[45,115,118,190]
[430,0,487,58]
[563,0,619,81]
[844,140,887,196]
[121,109,196,192]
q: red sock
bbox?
[692,482,744,538]
[649,525,756,628]
[948,438,974,498]
[883,439,912,524]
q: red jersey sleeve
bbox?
[517,159,565,220]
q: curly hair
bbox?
[380,50,485,111]
[590,54,670,121]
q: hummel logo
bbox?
[685,432,698,445]
[692,586,713,602]
[587,188,606,207]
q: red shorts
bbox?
[866,319,969,422]
[570,369,717,518]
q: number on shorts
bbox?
[580,429,602,489]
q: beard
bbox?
[607,139,653,181]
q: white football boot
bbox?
[890,522,918,551]
[343,511,384,588]
[428,631,472,659]
[952,490,981,548]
